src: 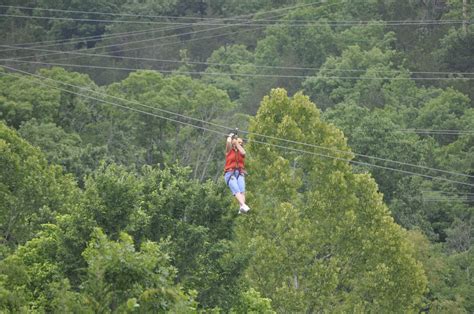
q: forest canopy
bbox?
[0,0,473,312]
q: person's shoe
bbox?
[241,204,250,213]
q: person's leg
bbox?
[237,174,250,211]
[234,192,245,206]
[225,172,245,206]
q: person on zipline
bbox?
[225,132,250,214]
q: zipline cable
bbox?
[2,64,473,180]
[2,2,470,79]
[0,19,266,62]
[3,56,474,78]
[0,27,161,48]
[2,57,473,81]
[2,65,473,183]
[351,129,474,135]
[4,4,468,28]
[12,1,341,62]
[0,24,195,53]
[2,4,453,24]
[1,0,339,61]
[0,12,468,26]
[0,3,271,53]
[0,24,258,60]
[0,69,227,137]
[0,1,335,22]
[2,67,471,189]
[247,137,474,187]
[398,129,474,135]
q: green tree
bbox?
[323,103,428,200]
[230,288,275,314]
[203,44,257,102]
[83,163,144,240]
[74,161,245,310]
[0,0,126,49]
[138,164,244,310]
[18,119,107,182]
[0,224,85,312]
[303,45,408,110]
[239,88,427,312]
[322,94,472,243]
[0,123,79,247]
[37,67,101,135]
[0,69,61,128]
[414,88,471,145]
[408,230,473,313]
[106,70,236,179]
[81,228,197,312]
[0,225,198,312]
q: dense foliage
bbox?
[0,0,472,312]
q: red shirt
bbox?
[224,148,245,173]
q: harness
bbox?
[226,169,243,187]
[225,148,245,186]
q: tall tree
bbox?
[237,88,427,312]
[0,123,79,247]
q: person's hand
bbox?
[228,132,235,138]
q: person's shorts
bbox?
[224,170,245,195]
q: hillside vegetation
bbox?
[0,0,473,312]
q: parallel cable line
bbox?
[4,54,474,78]
[349,129,474,136]
[2,58,474,81]
[249,137,474,187]
[0,69,227,137]
[423,199,473,200]
[1,6,470,78]
[0,28,155,49]
[0,1,343,62]
[0,5,250,21]
[422,191,474,195]
[0,13,255,26]
[2,4,468,26]
[0,26,265,64]
[0,25,190,53]
[2,65,473,184]
[0,13,468,26]
[423,199,473,202]
[398,129,474,135]
[1,24,244,60]
[0,14,258,57]
[0,12,278,61]
[0,4,339,63]
[3,69,470,190]
[0,65,234,133]
[0,4,467,26]
[239,133,474,180]
[0,1,289,52]
[0,0,338,28]
[0,1,335,22]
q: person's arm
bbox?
[226,133,234,153]
[235,142,246,156]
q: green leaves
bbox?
[204,45,257,101]
[0,123,79,247]
[81,228,196,312]
[303,45,405,110]
[240,88,427,312]
[0,73,61,128]
[84,163,143,239]
[0,0,472,309]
